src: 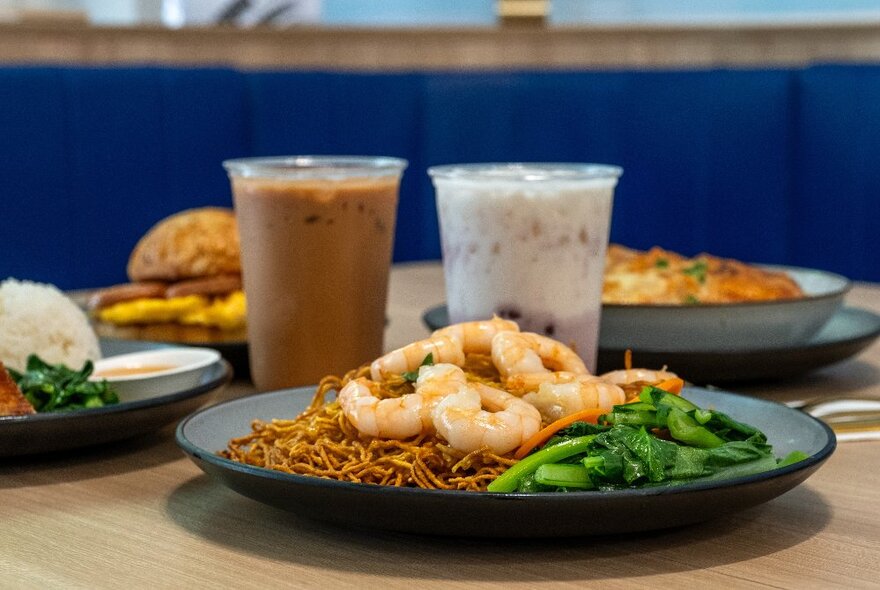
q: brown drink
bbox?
[224,157,406,390]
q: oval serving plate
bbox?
[0,342,232,457]
[177,386,835,538]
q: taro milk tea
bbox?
[430,164,621,372]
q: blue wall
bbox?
[1,65,877,289]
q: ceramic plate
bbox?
[600,266,850,351]
[0,340,232,457]
[92,347,223,402]
[177,386,835,538]
[428,266,849,354]
[425,306,880,384]
[601,307,880,384]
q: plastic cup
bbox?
[428,162,622,372]
[224,156,407,390]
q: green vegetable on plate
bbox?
[8,354,119,413]
[487,386,806,493]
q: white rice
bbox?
[0,278,101,373]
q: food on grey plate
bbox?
[0,278,101,373]
[88,207,246,330]
[5,354,118,414]
[603,244,805,305]
[0,360,35,416]
[224,317,802,492]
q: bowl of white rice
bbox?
[0,278,101,373]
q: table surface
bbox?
[3,261,879,589]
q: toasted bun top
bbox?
[127,207,240,282]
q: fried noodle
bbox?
[222,360,518,491]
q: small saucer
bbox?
[92,347,221,402]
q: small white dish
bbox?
[91,347,222,402]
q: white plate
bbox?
[91,347,222,402]
[599,266,850,352]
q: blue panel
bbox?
[247,71,424,261]
[0,68,73,286]
[2,64,876,289]
[0,67,248,289]
[794,65,880,281]
[422,69,795,266]
[61,67,248,288]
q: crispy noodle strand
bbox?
[222,362,518,491]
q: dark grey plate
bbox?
[0,340,232,457]
[176,386,835,538]
[424,305,880,384]
[600,266,850,351]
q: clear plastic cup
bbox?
[224,156,407,390]
[429,162,622,372]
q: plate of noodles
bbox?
[176,319,835,537]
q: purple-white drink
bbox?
[429,163,622,372]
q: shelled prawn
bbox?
[339,317,677,455]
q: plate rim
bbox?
[425,304,879,354]
[601,305,880,355]
[176,385,836,501]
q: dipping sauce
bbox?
[93,364,175,378]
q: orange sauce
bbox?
[94,364,175,378]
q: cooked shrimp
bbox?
[339,364,469,439]
[411,363,469,430]
[505,371,605,396]
[432,382,541,455]
[337,377,425,439]
[523,380,626,423]
[370,335,466,381]
[600,368,678,385]
[432,316,520,354]
[491,331,588,378]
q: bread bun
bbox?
[127,207,240,282]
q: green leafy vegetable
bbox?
[654,258,670,269]
[493,389,805,493]
[401,353,435,382]
[777,450,809,468]
[487,436,596,492]
[9,354,118,413]
[534,464,593,489]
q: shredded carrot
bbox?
[655,377,684,395]
[514,408,605,460]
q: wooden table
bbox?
[3,262,879,588]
